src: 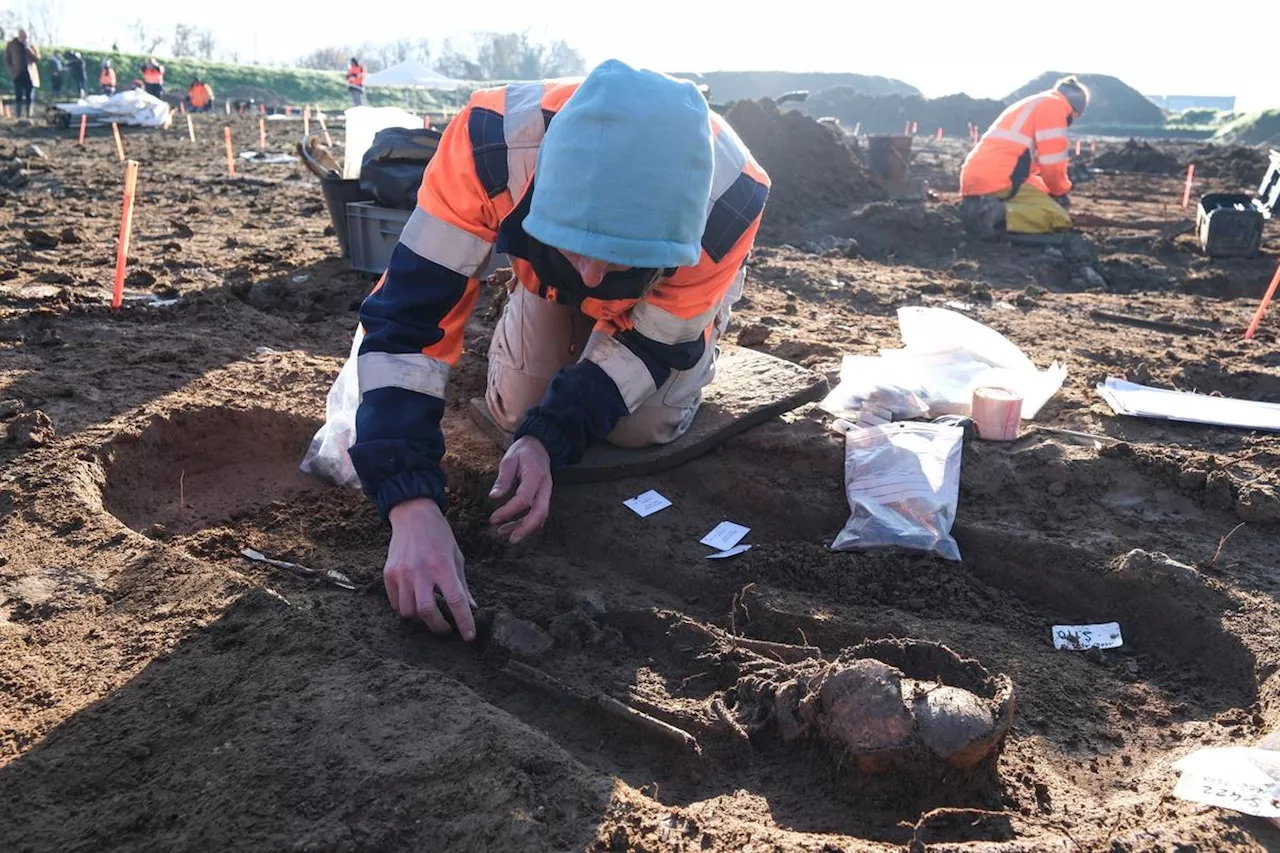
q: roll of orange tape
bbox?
[971,387,1023,441]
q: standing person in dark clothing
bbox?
[66,51,86,98]
[347,58,365,106]
[49,51,63,97]
[4,29,41,118]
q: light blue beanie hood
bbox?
[522,60,714,269]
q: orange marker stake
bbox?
[286,105,292,117]
[1075,139,1081,156]
[1244,262,1280,340]
[111,122,124,161]
[225,100,231,115]
[303,105,311,137]
[1181,163,1195,209]
[1090,138,1096,155]
[186,113,195,143]
[259,103,265,116]
[259,117,266,150]
[903,120,910,135]
[112,160,141,311]
[77,114,87,145]
[911,121,918,134]
[936,127,943,140]
[224,126,236,178]
[319,116,333,147]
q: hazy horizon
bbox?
[17,0,1279,111]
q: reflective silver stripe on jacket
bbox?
[357,351,450,398]
[398,207,493,278]
[504,81,545,201]
[583,333,656,412]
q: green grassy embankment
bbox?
[1,46,471,113]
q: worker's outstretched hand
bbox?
[385,498,475,641]
[489,436,552,544]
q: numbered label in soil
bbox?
[1052,622,1123,650]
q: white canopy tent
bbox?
[363,60,466,92]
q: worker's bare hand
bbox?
[489,436,552,544]
[385,498,475,641]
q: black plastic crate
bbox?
[1196,149,1279,258]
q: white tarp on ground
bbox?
[363,60,466,91]
[54,90,172,128]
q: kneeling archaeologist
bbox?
[959,76,1089,237]
[349,61,769,640]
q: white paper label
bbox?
[1052,622,1123,650]
[701,521,750,551]
[706,544,752,560]
[623,490,672,518]
[1173,774,1280,818]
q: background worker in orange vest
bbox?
[140,57,165,98]
[958,76,1089,237]
[342,60,768,639]
[347,58,365,106]
[188,77,213,111]
[99,59,116,95]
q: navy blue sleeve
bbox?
[349,244,470,520]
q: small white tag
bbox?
[701,521,750,551]
[624,490,672,518]
[1173,774,1280,818]
[706,544,752,560]
[1052,622,1123,650]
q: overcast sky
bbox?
[20,0,1280,111]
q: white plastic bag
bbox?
[300,326,364,488]
[832,422,963,561]
[820,308,1066,421]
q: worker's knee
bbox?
[607,400,699,448]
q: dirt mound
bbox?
[801,89,1005,137]
[1006,72,1166,128]
[724,98,884,242]
[1093,139,1181,174]
[1189,144,1271,184]
[676,71,919,103]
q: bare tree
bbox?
[296,46,350,71]
[171,23,195,57]
[195,29,216,60]
[130,19,165,54]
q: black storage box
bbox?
[1196,149,1280,257]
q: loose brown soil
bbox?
[1,116,1280,852]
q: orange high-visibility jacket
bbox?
[99,67,116,88]
[349,79,771,518]
[960,89,1074,198]
[347,63,364,89]
[142,63,163,85]
[189,82,211,108]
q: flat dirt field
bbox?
[1,110,1279,852]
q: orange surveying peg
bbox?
[186,113,195,142]
[77,114,87,145]
[111,122,124,161]
[224,126,236,177]
[179,101,186,115]
[319,115,333,147]
[1075,139,1081,156]
[935,127,943,140]
[1181,163,1195,209]
[112,160,141,310]
[1245,262,1280,340]
[259,103,265,116]
[303,104,311,137]
[911,121,918,134]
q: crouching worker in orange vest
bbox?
[959,76,1089,237]
[349,60,769,639]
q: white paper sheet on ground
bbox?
[624,490,672,518]
[706,544,752,559]
[1098,378,1280,432]
[1052,622,1123,650]
[819,307,1066,421]
[1173,747,1280,817]
[701,521,750,551]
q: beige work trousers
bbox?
[486,275,741,448]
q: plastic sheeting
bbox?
[54,89,172,128]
